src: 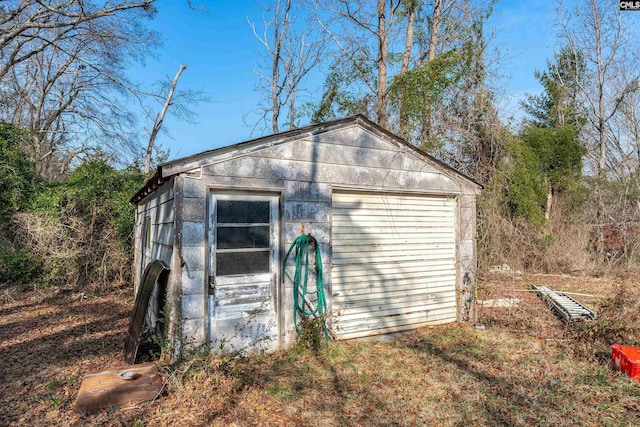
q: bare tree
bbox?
[144,65,187,173]
[605,65,640,178]
[558,0,638,176]
[0,1,156,82]
[249,0,326,134]
[316,0,402,128]
[0,1,164,177]
[0,30,145,177]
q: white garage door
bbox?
[331,192,457,339]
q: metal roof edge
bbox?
[129,167,167,205]
[159,115,363,178]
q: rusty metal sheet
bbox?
[75,363,163,414]
[124,260,170,364]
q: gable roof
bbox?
[131,114,482,204]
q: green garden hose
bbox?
[282,234,330,340]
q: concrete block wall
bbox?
[457,193,478,322]
[177,176,208,349]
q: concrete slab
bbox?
[478,298,520,308]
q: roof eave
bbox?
[129,167,168,205]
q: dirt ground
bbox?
[1,273,639,426]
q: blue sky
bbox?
[133,1,558,161]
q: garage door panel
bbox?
[333,243,455,254]
[333,252,454,265]
[333,307,457,339]
[333,224,454,232]
[334,284,455,303]
[332,192,457,339]
[336,306,457,329]
[336,302,457,324]
[332,218,454,227]
[332,261,455,277]
[334,293,457,314]
[331,262,455,280]
[335,241,453,250]
[333,257,454,269]
[336,306,458,328]
[332,211,453,221]
[335,315,456,340]
[332,232,454,243]
[332,271,456,289]
[333,281,454,306]
[333,194,453,207]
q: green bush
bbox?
[501,137,547,225]
[30,160,147,258]
[0,245,43,285]
[0,122,41,219]
[0,157,148,291]
[0,123,44,285]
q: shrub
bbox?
[0,244,43,285]
[8,160,147,291]
[0,122,41,220]
[567,281,640,363]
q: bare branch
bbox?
[145,65,187,173]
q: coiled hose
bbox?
[282,234,330,340]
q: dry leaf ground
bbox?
[1,274,639,426]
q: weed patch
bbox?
[2,274,640,425]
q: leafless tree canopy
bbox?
[248,0,327,134]
[0,1,160,178]
[558,0,639,177]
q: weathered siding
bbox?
[134,179,175,292]
[132,178,183,362]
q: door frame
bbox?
[206,190,283,349]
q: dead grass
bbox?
[1,274,640,426]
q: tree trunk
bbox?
[420,0,442,147]
[376,0,388,128]
[145,64,187,174]
[428,0,442,63]
[289,87,296,130]
[597,37,606,175]
[545,182,553,221]
[270,0,285,134]
[398,0,416,139]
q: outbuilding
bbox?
[130,115,481,359]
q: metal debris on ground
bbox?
[532,285,596,321]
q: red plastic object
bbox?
[612,344,640,380]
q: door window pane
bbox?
[216,251,270,276]
[217,226,269,249]
[217,200,270,224]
